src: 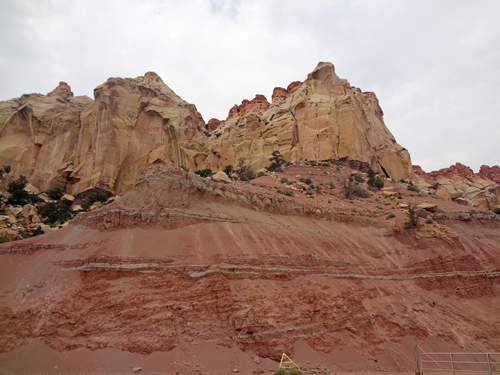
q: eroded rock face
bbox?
[68,72,206,195]
[202,62,413,181]
[47,81,74,99]
[0,87,92,191]
[1,62,415,196]
[414,163,500,210]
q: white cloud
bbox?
[0,0,498,172]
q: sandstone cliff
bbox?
[202,62,413,181]
[414,163,500,210]
[0,88,92,192]
[0,62,420,196]
[68,71,206,195]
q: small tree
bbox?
[267,150,285,172]
[46,187,64,201]
[6,175,36,206]
[194,169,214,178]
[223,165,233,175]
[39,201,73,223]
[236,157,250,179]
[408,201,419,227]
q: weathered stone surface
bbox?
[381,187,399,196]
[68,72,206,195]
[416,164,500,210]
[0,228,21,241]
[0,85,92,192]
[24,183,39,195]
[416,203,438,212]
[207,118,224,132]
[47,81,74,99]
[202,62,413,182]
[211,171,232,183]
[5,206,22,217]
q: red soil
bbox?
[0,165,499,374]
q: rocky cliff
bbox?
[414,163,500,210]
[202,62,413,181]
[0,62,414,197]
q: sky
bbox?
[0,0,499,173]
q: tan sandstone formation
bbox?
[1,62,416,196]
[202,62,413,181]
[0,85,92,191]
[414,163,500,210]
[67,72,206,195]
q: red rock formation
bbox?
[144,71,163,83]
[271,81,303,106]
[479,165,500,185]
[47,81,74,99]
[227,94,270,119]
[207,118,224,132]
[427,162,479,182]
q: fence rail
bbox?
[420,352,500,374]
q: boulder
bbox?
[212,171,232,183]
[23,184,40,195]
[38,193,51,203]
[5,206,22,217]
[381,187,399,197]
[90,201,102,211]
[61,194,75,203]
[21,204,38,220]
[71,204,82,211]
[41,224,52,234]
[0,215,10,228]
[0,228,21,242]
[416,203,438,212]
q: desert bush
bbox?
[408,201,419,226]
[493,208,500,215]
[286,180,294,185]
[31,226,44,237]
[407,183,420,192]
[415,208,428,218]
[39,201,73,223]
[180,165,189,172]
[321,162,331,167]
[306,189,314,196]
[289,367,304,375]
[6,175,37,206]
[316,185,322,194]
[298,177,305,182]
[426,218,434,224]
[304,177,312,185]
[310,161,317,166]
[404,221,413,229]
[280,177,288,184]
[46,187,64,201]
[373,176,384,189]
[334,161,343,166]
[243,170,255,180]
[223,165,233,175]
[386,212,396,219]
[0,232,10,243]
[328,181,335,189]
[274,370,288,375]
[284,190,294,197]
[351,185,370,198]
[355,174,364,183]
[194,169,214,178]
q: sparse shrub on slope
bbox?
[5,175,37,206]
[46,187,64,201]
[351,185,370,198]
[194,169,214,178]
[39,201,73,223]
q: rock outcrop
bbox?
[68,72,206,195]
[202,62,413,181]
[1,62,416,196]
[414,163,500,210]
[0,85,92,192]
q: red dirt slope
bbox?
[1,166,499,374]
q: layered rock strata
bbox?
[414,163,500,210]
[202,62,413,181]
[0,166,499,367]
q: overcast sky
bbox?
[1,0,499,172]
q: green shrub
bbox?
[306,189,314,196]
[6,175,34,206]
[404,221,413,229]
[286,180,294,185]
[321,162,331,167]
[46,187,64,201]
[280,177,288,183]
[426,218,434,224]
[194,169,214,178]
[39,201,73,223]
[374,176,384,189]
[223,165,233,175]
[334,161,343,166]
[355,174,364,183]
[180,165,189,172]
[81,201,92,211]
[328,181,335,189]
[416,208,428,218]
[304,177,312,185]
[493,208,500,215]
[284,190,294,197]
[386,212,396,219]
[298,177,305,182]
[310,161,317,166]
[31,226,44,237]
[243,170,255,180]
[351,185,370,198]
[267,151,285,172]
[289,367,304,375]
[407,184,420,193]
[4,166,11,174]
[0,232,10,243]
[274,370,288,375]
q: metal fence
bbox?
[420,352,500,374]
